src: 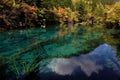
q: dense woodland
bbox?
[0,0,120,28]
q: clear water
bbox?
[0,24,120,80]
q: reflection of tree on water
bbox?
[102,29,120,60]
[58,23,80,37]
[58,28,65,37]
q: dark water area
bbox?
[40,44,120,80]
[0,24,120,80]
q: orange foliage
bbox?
[30,6,36,12]
[58,7,64,17]
[58,7,64,14]
[22,4,36,14]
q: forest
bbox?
[0,0,120,28]
[0,0,120,80]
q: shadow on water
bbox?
[40,44,120,80]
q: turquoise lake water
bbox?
[0,24,120,80]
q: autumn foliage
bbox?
[0,1,38,29]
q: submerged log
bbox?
[10,35,62,59]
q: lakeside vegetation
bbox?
[0,0,120,28]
